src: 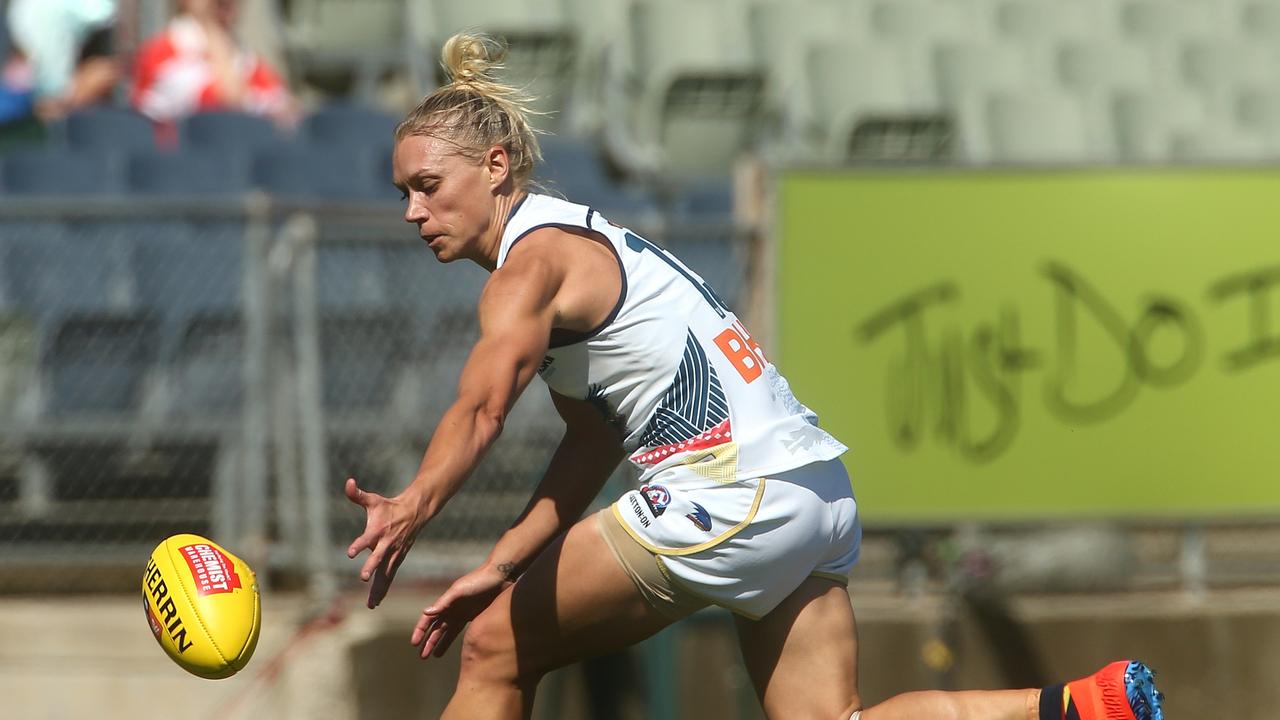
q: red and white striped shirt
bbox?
[131,16,290,124]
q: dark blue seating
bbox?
[45,314,158,415]
[321,311,410,411]
[64,108,156,153]
[181,111,285,151]
[535,135,658,215]
[674,178,734,217]
[4,231,155,415]
[134,228,246,415]
[126,150,252,196]
[304,105,399,148]
[663,228,743,310]
[317,242,392,310]
[251,147,388,200]
[0,149,121,195]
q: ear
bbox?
[483,145,511,190]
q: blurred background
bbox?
[0,0,1276,718]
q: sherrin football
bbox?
[142,533,261,679]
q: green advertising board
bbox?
[777,170,1280,522]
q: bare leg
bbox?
[863,689,1039,720]
[441,517,687,720]
[736,576,1040,720]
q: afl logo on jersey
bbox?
[640,485,670,517]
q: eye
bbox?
[400,191,408,201]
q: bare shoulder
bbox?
[495,224,621,334]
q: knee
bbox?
[458,609,521,684]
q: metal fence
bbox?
[0,195,746,597]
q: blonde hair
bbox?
[396,33,542,188]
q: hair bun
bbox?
[441,32,505,87]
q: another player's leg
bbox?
[440,513,693,720]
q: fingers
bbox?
[367,565,393,609]
[413,613,458,659]
[433,624,462,658]
[365,544,412,608]
[343,477,367,506]
[360,539,390,582]
[421,620,449,659]
[347,529,376,560]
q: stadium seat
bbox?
[286,0,417,104]
[303,105,399,149]
[995,0,1108,39]
[125,150,252,196]
[868,0,994,42]
[1113,88,1209,162]
[1054,42,1151,161]
[1237,87,1280,149]
[1180,41,1275,106]
[5,231,134,323]
[747,0,868,159]
[1171,129,1271,163]
[320,311,410,411]
[535,135,659,217]
[1119,0,1234,41]
[986,91,1098,163]
[612,0,766,184]
[251,147,387,200]
[671,178,734,219]
[807,41,936,160]
[933,42,1031,162]
[383,242,486,352]
[134,227,245,415]
[1119,0,1236,81]
[181,111,286,151]
[317,242,392,311]
[1057,41,1153,95]
[663,225,743,310]
[0,150,122,195]
[5,232,153,416]
[1239,2,1280,42]
[45,314,158,415]
[170,314,243,415]
[64,108,157,153]
[994,0,1115,80]
[0,312,36,421]
[558,0,630,135]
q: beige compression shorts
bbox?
[597,458,861,620]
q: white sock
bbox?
[849,712,862,720]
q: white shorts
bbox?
[608,458,861,619]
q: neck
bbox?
[478,188,527,272]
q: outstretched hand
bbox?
[345,477,426,609]
[411,564,513,659]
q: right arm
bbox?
[482,389,626,583]
[411,389,626,658]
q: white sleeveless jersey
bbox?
[496,194,847,491]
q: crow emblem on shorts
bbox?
[686,502,712,532]
[640,485,670,517]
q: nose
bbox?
[404,192,427,225]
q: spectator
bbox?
[5,0,119,121]
[131,0,297,137]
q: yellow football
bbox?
[142,533,261,679]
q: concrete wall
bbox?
[3,584,1271,719]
